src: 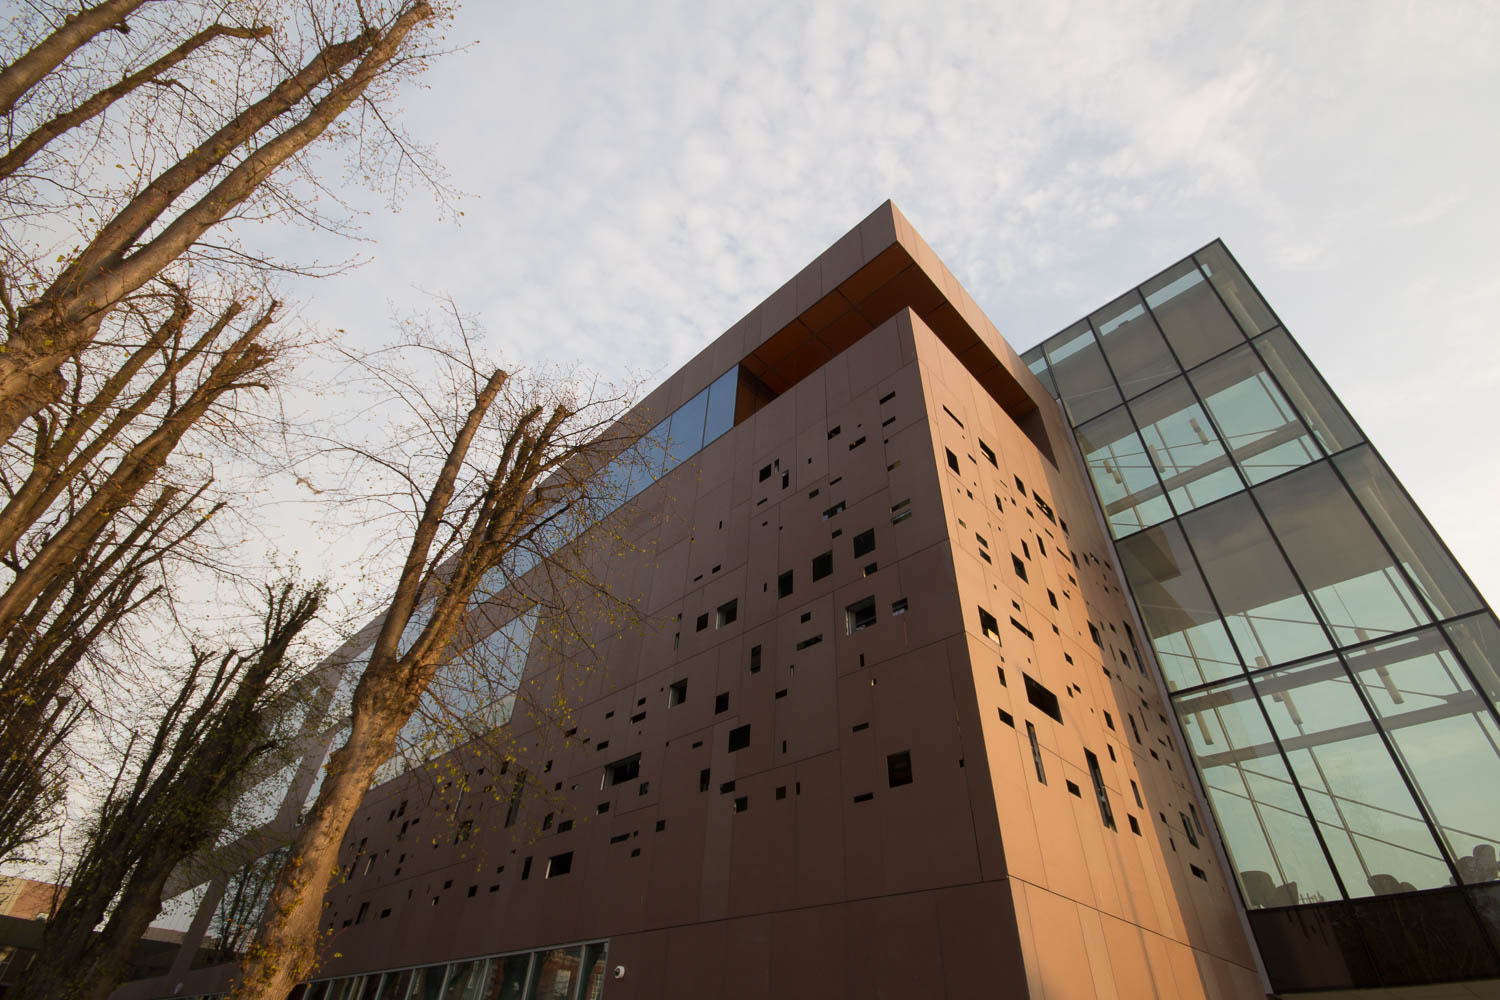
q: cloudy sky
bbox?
[271,0,1500,604]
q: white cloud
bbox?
[247,0,1498,604]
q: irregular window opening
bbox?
[778,570,794,598]
[546,852,573,878]
[603,754,641,788]
[714,692,729,714]
[979,440,997,466]
[812,551,833,580]
[979,607,1001,643]
[946,449,961,473]
[1024,674,1063,723]
[728,725,751,753]
[716,599,738,628]
[853,528,876,557]
[1026,722,1046,784]
[1085,749,1115,829]
[846,596,877,634]
[668,679,687,707]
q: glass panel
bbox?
[1444,614,1500,710]
[409,965,449,1000]
[1117,522,1243,689]
[703,366,738,444]
[1022,347,1058,399]
[1195,242,1276,335]
[374,970,412,1000]
[1334,446,1482,621]
[1346,630,1500,884]
[305,984,330,1000]
[1141,259,1245,368]
[578,943,608,1000]
[1189,344,1322,484]
[1258,658,1453,895]
[1255,462,1430,645]
[1075,406,1172,538]
[1177,679,1342,906]
[1045,321,1122,426]
[1128,376,1243,515]
[1090,290,1180,399]
[662,388,708,472]
[1180,494,1331,668]
[1252,329,1362,454]
[441,961,488,1000]
[486,955,531,1000]
[530,946,582,1000]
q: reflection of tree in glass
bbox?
[198,848,288,967]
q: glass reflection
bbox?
[1141,259,1246,368]
[1178,679,1341,906]
[530,946,583,1000]
[1257,658,1452,895]
[1255,462,1429,645]
[1445,614,1500,710]
[1075,406,1172,537]
[1129,376,1244,515]
[1117,522,1243,689]
[1045,321,1122,425]
[1335,446,1481,622]
[1252,329,1362,455]
[1195,242,1277,336]
[1180,494,1331,668]
[1090,290,1180,399]
[1346,631,1500,884]
[1022,347,1059,399]
[1190,345,1323,484]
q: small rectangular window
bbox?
[1026,722,1046,784]
[695,613,709,632]
[891,597,908,615]
[714,692,729,714]
[778,570,794,598]
[716,599,738,628]
[520,856,532,880]
[846,596,877,634]
[728,725,751,752]
[749,645,762,673]
[546,851,573,878]
[1180,812,1199,848]
[822,501,846,519]
[887,750,914,787]
[699,769,710,792]
[603,754,641,787]
[1012,555,1028,582]
[946,449,961,473]
[1047,589,1058,609]
[1085,750,1115,830]
[853,528,876,557]
[998,708,1014,727]
[1088,622,1102,647]
[1131,779,1143,807]
[979,607,1001,643]
[668,679,687,706]
[795,634,823,650]
[812,551,833,580]
[1129,815,1141,835]
[979,440,997,466]
[1014,475,1026,493]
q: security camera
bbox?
[613,965,626,980]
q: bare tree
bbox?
[9,580,324,1000]
[229,322,641,999]
[0,0,441,444]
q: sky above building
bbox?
[262,0,1500,607]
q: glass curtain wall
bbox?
[1023,241,1500,986]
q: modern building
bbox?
[117,203,1500,1000]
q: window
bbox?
[668,679,687,707]
[504,770,527,828]
[749,645,761,673]
[822,501,846,519]
[778,570,794,598]
[699,769,710,792]
[979,607,1001,643]
[602,754,640,787]
[891,597,908,615]
[1026,722,1046,784]
[728,725,751,752]
[946,449,961,473]
[1085,750,1115,830]
[716,599,738,628]
[1180,812,1199,848]
[812,551,833,580]
[1024,674,1062,723]
[1012,555,1027,582]
[887,751,913,787]
[695,613,709,632]
[979,440,997,466]
[545,851,573,878]
[845,596,877,634]
[853,529,876,557]
[714,692,729,714]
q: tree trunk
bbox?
[0,0,148,117]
